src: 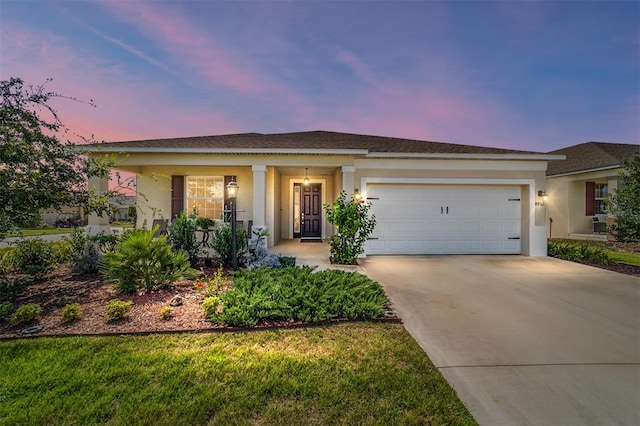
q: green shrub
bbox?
[0,275,34,302]
[210,222,247,269]
[10,303,42,325]
[201,296,221,318]
[100,229,196,293]
[61,302,82,323]
[0,301,14,319]
[279,256,296,268]
[548,241,579,261]
[67,230,101,274]
[159,305,172,320]
[0,250,15,275]
[105,299,132,321]
[549,240,612,265]
[607,156,640,242]
[323,190,376,265]
[13,238,53,276]
[195,217,215,230]
[207,267,388,327]
[51,240,73,264]
[196,266,229,297]
[168,209,201,267]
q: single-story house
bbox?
[545,142,639,239]
[85,131,565,256]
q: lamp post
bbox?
[226,177,239,270]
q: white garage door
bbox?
[366,185,522,255]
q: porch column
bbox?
[252,165,267,227]
[87,174,110,235]
[341,165,356,196]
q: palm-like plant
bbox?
[100,228,195,293]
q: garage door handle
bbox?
[508,237,521,240]
[441,207,443,214]
[368,237,379,240]
[446,206,449,214]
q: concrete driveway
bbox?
[362,255,640,426]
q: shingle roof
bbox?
[90,130,542,155]
[546,142,639,176]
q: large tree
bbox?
[608,155,640,242]
[0,77,113,238]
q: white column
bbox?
[87,175,110,235]
[252,165,267,227]
[341,165,356,196]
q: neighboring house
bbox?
[545,142,639,239]
[41,205,85,227]
[109,195,137,222]
[85,131,564,256]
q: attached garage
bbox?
[366,184,522,255]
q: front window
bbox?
[186,176,224,220]
[595,183,608,214]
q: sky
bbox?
[1,0,638,153]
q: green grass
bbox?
[0,324,477,425]
[609,251,640,266]
[10,228,77,237]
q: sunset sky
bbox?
[1,1,638,152]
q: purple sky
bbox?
[2,1,638,152]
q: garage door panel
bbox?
[367,184,521,255]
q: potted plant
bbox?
[195,217,215,230]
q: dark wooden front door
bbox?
[301,183,322,239]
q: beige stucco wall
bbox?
[135,165,254,229]
[546,168,620,238]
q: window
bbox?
[186,176,224,220]
[595,183,608,215]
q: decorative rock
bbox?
[21,326,43,335]
[383,310,397,319]
[169,295,183,307]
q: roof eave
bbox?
[547,164,623,178]
[366,152,566,161]
[82,146,370,155]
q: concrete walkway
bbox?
[362,255,640,426]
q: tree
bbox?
[608,155,640,242]
[323,191,376,265]
[0,77,115,239]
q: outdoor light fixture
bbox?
[538,190,548,202]
[303,168,310,186]
[354,189,362,202]
[226,177,239,269]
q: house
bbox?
[545,142,639,239]
[85,131,564,256]
[108,195,137,222]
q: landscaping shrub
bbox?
[323,190,376,265]
[210,222,247,269]
[0,275,34,302]
[13,238,53,276]
[100,229,196,293]
[51,240,73,264]
[0,301,14,320]
[201,296,221,318]
[548,240,612,265]
[159,305,172,320]
[10,303,42,325]
[607,156,640,242]
[207,266,388,327]
[61,302,82,323]
[168,209,201,267]
[195,266,230,297]
[105,299,132,321]
[67,230,101,274]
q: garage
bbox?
[366,184,522,255]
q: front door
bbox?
[297,183,322,239]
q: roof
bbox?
[546,142,640,176]
[84,130,557,159]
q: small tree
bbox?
[323,191,376,265]
[0,77,123,240]
[167,209,201,266]
[608,155,640,242]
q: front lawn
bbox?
[9,228,77,237]
[0,324,477,425]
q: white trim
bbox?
[341,165,356,173]
[360,177,540,257]
[366,152,565,161]
[252,164,267,172]
[288,178,327,240]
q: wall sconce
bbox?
[538,190,548,202]
[303,168,310,186]
[354,189,362,202]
